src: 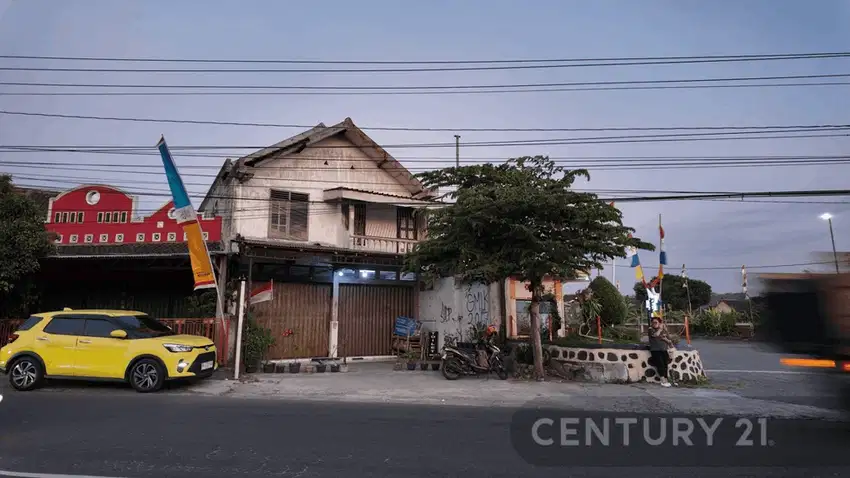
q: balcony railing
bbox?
[350,235,418,254]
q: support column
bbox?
[328,271,340,358]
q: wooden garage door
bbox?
[338,284,415,357]
[251,282,332,359]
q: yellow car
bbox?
[0,309,217,393]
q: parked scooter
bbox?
[441,325,508,380]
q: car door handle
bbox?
[36,336,49,342]
[78,339,91,344]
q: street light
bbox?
[820,213,840,273]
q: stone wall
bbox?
[545,344,706,384]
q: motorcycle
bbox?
[441,341,509,380]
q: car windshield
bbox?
[114,315,175,338]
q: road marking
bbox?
[0,471,125,478]
[706,369,819,375]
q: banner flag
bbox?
[156,136,217,291]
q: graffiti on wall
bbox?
[465,287,490,325]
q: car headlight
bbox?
[163,343,194,353]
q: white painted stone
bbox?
[546,345,707,384]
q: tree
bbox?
[633,273,712,312]
[405,156,653,379]
[589,276,627,326]
[0,175,54,317]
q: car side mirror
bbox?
[110,329,128,339]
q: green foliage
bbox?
[541,291,563,334]
[186,290,218,318]
[580,296,602,324]
[588,277,627,326]
[404,156,652,378]
[633,274,712,311]
[691,309,739,336]
[242,315,275,365]
[0,175,54,318]
[405,156,654,286]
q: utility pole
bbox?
[821,213,840,273]
[454,135,460,167]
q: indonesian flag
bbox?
[250,280,274,305]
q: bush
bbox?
[243,316,275,365]
[691,309,738,336]
[589,277,628,326]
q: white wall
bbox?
[418,277,503,350]
[230,135,414,247]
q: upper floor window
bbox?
[397,207,417,240]
[269,190,309,240]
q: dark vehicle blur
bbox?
[761,272,850,407]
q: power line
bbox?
[5,109,850,134]
[4,51,848,65]
[615,261,838,271]
[5,82,850,97]
[4,129,850,151]
[2,52,848,73]
[3,73,849,89]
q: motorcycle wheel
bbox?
[442,357,463,380]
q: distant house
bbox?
[699,298,750,314]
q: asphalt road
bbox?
[1,390,849,478]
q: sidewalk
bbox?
[182,362,844,419]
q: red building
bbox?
[46,184,222,245]
[33,184,226,320]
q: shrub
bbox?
[691,309,738,336]
[589,277,628,326]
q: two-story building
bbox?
[40,184,225,318]
[199,118,439,360]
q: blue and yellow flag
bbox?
[156,136,217,291]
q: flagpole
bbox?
[658,214,664,320]
[612,258,616,289]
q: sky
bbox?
[1,0,850,293]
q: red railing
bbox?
[1,317,226,364]
[0,319,24,348]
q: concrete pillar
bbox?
[329,272,340,357]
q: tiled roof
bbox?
[49,242,224,259]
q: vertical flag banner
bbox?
[157,136,217,290]
[658,216,667,277]
[682,264,688,288]
[742,265,748,298]
[626,236,645,284]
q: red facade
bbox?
[45,184,222,245]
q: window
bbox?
[379,271,398,280]
[114,315,175,339]
[69,234,79,243]
[152,232,161,242]
[104,212,111,223]
[97,212,104,223]
[99,234,109,243]
[156,221,164,229]
[167,232,177,241]
[78,212,85,223]
[61,212,69,223]
[397,208,417,240]
[54,212,61,223]
[115,233,124,243]
[43,316,84,336]
[66,212,75,223]
[353,204,366,236]
[15,316,43,332]
[83,319,120,338]
[183,232,188,241]
[54,234,62,244]
[203,231,209,240]
[120,212,128,223]
[136,233,145,242]
[84,234,94,243]
[268,190,309,240]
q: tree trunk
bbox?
[529,282,545,381]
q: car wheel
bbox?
[9,356,44,391]
[129,358,165,393]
